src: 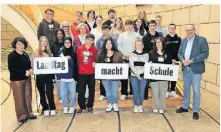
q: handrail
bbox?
[8,5,37,37]
[31,5,43,25]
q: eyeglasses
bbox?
[46,13,54,15]
[185,29,194,32]
[63,26,69,28]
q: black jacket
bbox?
[37,19,60,48]
[51,41,64,57]
[84,20,97,31]
[103,19,113,28]
[164,34,181,62]
[149,50,172,82]
[142,31,162,53]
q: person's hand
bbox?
[25,70,30,77]
[57,80,61,83]
[135,73,141,80]
[66,56,71,59]
[92,62,95,67]
[172,59,176,64]
[183,59,192,66]
[29,69,33,75]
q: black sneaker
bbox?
[87,108,94,113]
[77,109,87,114]
[176,107,188,113]
[193,112,199,120]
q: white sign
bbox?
[95,63,129,80]
[144,63,179,81]
[33,57,68,75]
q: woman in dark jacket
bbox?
[96,37,123,112]
[51,28,66,103]
[8,37,37,123]
[149,37,172,114]
[56,37,78,114]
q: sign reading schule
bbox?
[95,63,129,80]
[144,63,179,81]
[33,57,68,75]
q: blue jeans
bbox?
[55,76,61,100]
[130,76,147,106]
[102,80,119,104]
[182,67,202,112]
[60,81,76,107]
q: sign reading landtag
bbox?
[144,63,179,81]
[95,63,129,80]
[33,57,68,75]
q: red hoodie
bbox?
[77,44,98,74]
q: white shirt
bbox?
[78,35,86,44]
[185,35,195,60]
[87,20,95,30]
[90,28,103,46]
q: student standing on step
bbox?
[164,24,181,98]
[149,37,172,114]
[8,37,37,123]
[134,18,147,36]
[129,39,149,113]
[176,25,209,120]
[37,8,60,49]
[118,19,142,100]
[84,10,97,32]
[31,36,56,116]
[96,25,118,101]
[96,37,124,112]
[137,10,149,32]
[90,15,103,46]
[110,17,125,40]
[56,37,78,114]
[77,34,98,113]
[73,23,89,51]
[142,20,162,100]
[51,28,66,104]
[103,9,116,28]
[155,15,167,37]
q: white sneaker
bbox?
[134,105,138,113]
[44,110,50,116]
[113,103,119,112]
[159,109,164,114]
[170,91,178,98]
[68,107,75,114]
[120,95,126,100]
[98,95,105,101]
[50,110,56,116]
[85,86,89,98]
[59,100,63,104]
[153,109,158,113]
[130,95,133,98]
[106,103,113,112]
[166,91,169,98]
[63,107,68,114]
[138,105,143,113]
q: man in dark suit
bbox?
[176,24,209,120]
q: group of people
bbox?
[8,8,209,123]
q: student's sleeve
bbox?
[129,54,137,75]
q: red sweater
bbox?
[71,22,90,37]
[77,45,98,74]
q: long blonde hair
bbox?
[37,36,52,57]
[112,17,125,32]
[137,10,147,22]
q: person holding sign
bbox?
[31,36,56,116]
[8,37,37,123]
[96,37,124,112]
[149,37,172,114]
[164,24,181,98]
[118,19,142,100]
[176,25,209,120]
[129,39,149,113]
[56,37,78,114]
[76,34,98,113]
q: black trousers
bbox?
[78,74,95,109]
[36,79,56,111]
[168,81,176,91]
[100,82,106,96]
[144,81,149,98]
[121,68,133,96]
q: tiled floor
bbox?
[1,71,220,132]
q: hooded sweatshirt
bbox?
[37,19,60,48]
[142,31,162,53]
[164,34,181,61]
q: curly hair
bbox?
[11,37,28,49]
